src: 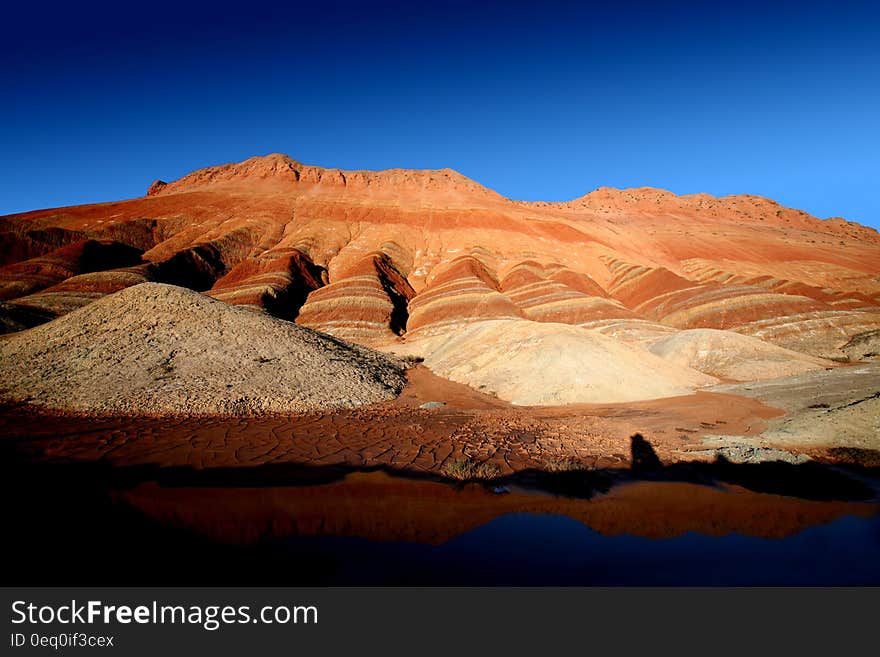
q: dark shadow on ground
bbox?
[1,433,878,585]
[623,433,878,501]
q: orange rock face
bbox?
[207,248,326,320]
[500,261,632,325]
[2,153,878,359]
[296,249,413,342]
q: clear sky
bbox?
[2,0,878,229]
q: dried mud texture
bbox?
[0,366,781,476]
[0,283,406,415]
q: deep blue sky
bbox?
[2,1,878,229]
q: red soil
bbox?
[2,153,877,353]
[0,366,782,475]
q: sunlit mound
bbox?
[0,283,406,415]
[404,319,716,405]
[646,328,833,381]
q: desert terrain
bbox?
[1,154,879,584]
[1,153,877,464]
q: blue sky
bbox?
[1,1,878,229]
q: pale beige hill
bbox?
[647,328,833,381]
[0,283,406,415]
[397,319,716,405]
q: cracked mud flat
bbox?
[2,366,787,475]
[3,358,877,479]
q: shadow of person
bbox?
[631,433,663,473]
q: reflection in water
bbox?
[111,471,880,585]
[119,471,877,544]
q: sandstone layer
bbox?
[1,153,879,407]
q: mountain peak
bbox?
[147,154,497,198]
[148,154,303,195]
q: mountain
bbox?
[1,153,878,407]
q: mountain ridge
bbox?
[2,153,878,373]
[140,153,878,245]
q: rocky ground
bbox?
[0,283,406,415]
[706,363,880,455]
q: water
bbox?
[7,461,877,586]
[289,512,880,585]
